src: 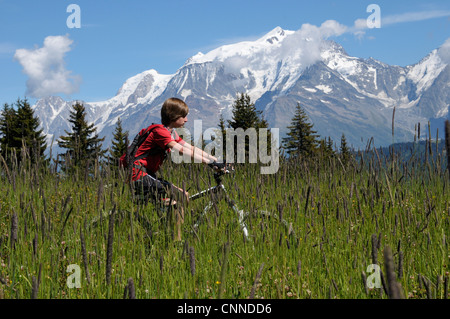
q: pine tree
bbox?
[107,117,128,167]
[0,99,47,164]
[339,133,352,166]
[227,93,271,163]
[13,98,47,163]
[228,93,261,130]
[327,137,334,154]
[256,113,272,158]
[282,103,319,158]
[216,114,227,160]
[318,136,335,159]
[0,103,17,159]
[57,102,105,171]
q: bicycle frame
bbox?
[188,171,249,239]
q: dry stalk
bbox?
[218,242,230,299]
[10,212,18,250]
[371,234,378,264]
[106,205,116,285]
[384,246,404,299]
[80,226,91,284]
[189,247,195,277]
[361,271,369,295]
[249,263,265,299]
[127,278,136,299]
[445,120,450,172]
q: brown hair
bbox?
[160,97,189,126]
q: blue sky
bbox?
[1,0,449,106]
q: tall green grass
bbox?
[0,143,448,299]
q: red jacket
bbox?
[119,124,185,181]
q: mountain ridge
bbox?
[32,27,449,155]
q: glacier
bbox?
[32,26,449,156]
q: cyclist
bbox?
[120,97,225,240]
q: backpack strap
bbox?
[126,124,167,175]
[134,124,167,160]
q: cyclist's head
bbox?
[161,98,189,126]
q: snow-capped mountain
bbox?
[33,26,449,155]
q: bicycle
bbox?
[90,164,296,244]
[186,164,296,242]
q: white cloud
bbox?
[218,20,349,76]
[318,20,348,38]
[438,38,450,64]
[14,35,81,98]
[280,20,348,67]
[351,10,450,38]
[223,55,248,74]
[353,18,368,30]
[382,10,450,26]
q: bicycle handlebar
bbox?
[213,163,234,184]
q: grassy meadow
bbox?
[0,143,448,299]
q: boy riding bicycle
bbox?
[120,97,226,240]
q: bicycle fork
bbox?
[189,184,249,240]
[221,185,249,240]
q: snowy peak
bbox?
[33,27,450,154]
[321,41,357,75]
[116,70,156,97]
[34,96,68,122]
[185,26,294,66]
[98,69,172,108]
[258,26,289,44]
[407,49,447,95]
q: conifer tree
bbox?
[0,103,17,159]
[58,102,105,170]
[107,117,128,167]
[216,114,227,160]
[0,99,47,163]
[228,93,262,130]
[227,93,271,163]
[14,98,47,163]
[327,136,334,154]
[282,103,319,158]
[339,133,352,166]
[318,136,335,159]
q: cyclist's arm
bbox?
[181,142,218,163]
[166,141,217,164]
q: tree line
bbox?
[0,95,354,173]
[0,99,125,173]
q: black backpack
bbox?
[122,124,166,173]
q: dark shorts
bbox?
[132,174,173,205]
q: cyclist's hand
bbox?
[223,163,234,173]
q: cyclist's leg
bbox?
[157,178,186,241]
[133,174,160,205]
[135,174,187,241]
[133,174,180,204]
